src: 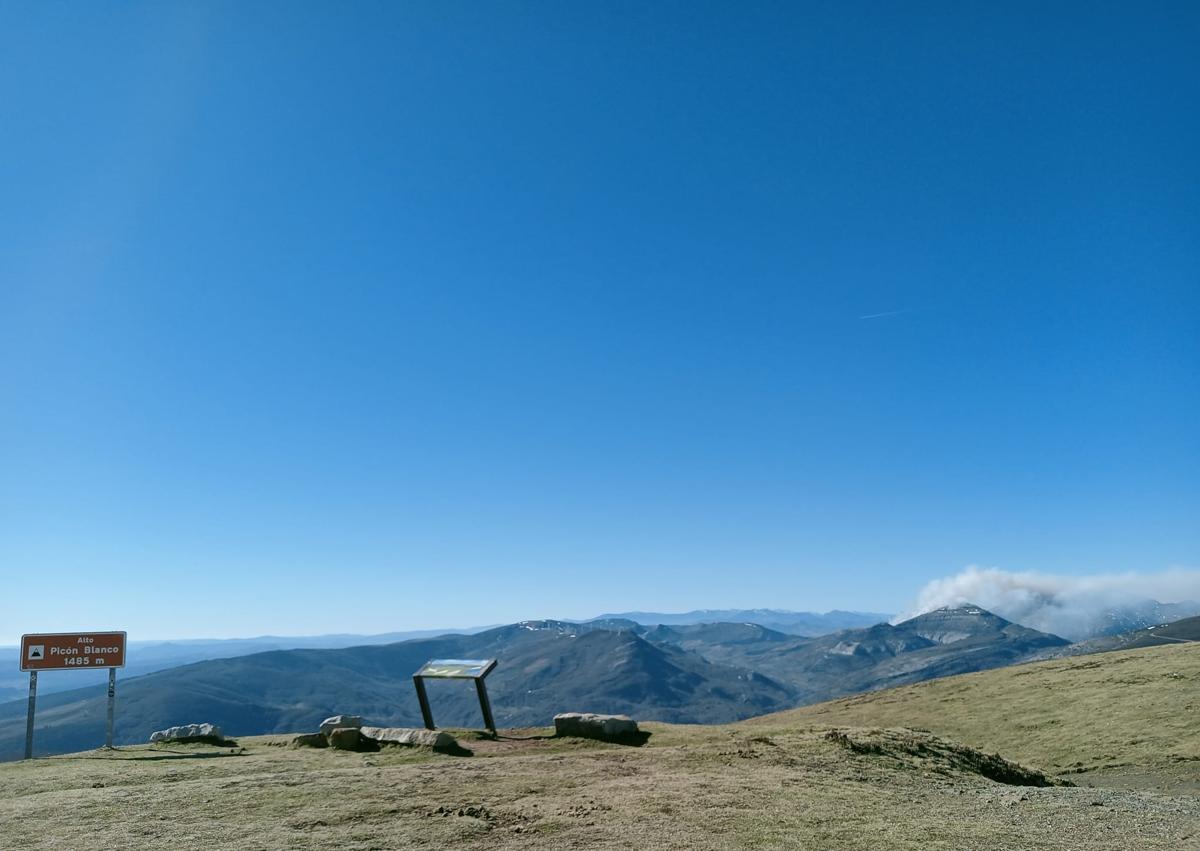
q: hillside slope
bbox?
[746,641,1200,791]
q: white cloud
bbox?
[898,565,1200,640]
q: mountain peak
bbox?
[899,605,1016,644]
[932,603,994,616]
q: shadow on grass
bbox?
[604,730,652,747]
[49,748,248,763]
[436,742,475,757]
[460,729,652,747]
[116,750,249,762]
[505,731,653,747]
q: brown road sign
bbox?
[20,632,127,671]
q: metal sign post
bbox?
[474,677,496,734]
[412,658,499,734]
[413,675,434,730]
[19,631,127,759]
[106,668,117,749]
[24,671,37,760]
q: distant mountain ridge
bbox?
[0,604,1068,761]
[0,611,886,702]
[0,627,496,703]
[1088,600,1200,638]
[647,605,1069,704]
[0,618,789,761]
[586,608,891,635]
[1029,613,1200,661]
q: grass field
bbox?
[0,643,1196,850]
[750,641,1200,792]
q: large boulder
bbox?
[149,723,229,745]
[319,715,364,736]
[554,713,639,741]
[360,726,457,751]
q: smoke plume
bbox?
[899,565,1200,641]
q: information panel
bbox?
[20,632,127,672]
[415,659,496,679]
[412,658,499,734]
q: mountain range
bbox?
[646,605,1070,703]
[0,610,882,703]
[0,604,1070,761]
[585,609,890,634]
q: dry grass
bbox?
[0,725,1196,850]
[1,643,1197,850]
[746,641,1200,792]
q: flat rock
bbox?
[554,712,639,741]
[360,726,457,751]
[149,723,227,744]
[319,714,364,736]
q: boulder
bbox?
[327,727,377,752]
[360,726,457,751]
[319,715,364,736]
[149,723,228,745]
[554,713,639,741]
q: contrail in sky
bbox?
[858,309,909,320]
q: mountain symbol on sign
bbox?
[27,645,44,660]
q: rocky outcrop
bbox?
[149,723,233,745]
[554,713,640,741]
[360,726,457,750]
[319,715,363,736]
[292,722,459,752]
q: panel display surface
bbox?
[415,659,497,679]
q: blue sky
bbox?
[2,2,1197,642]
